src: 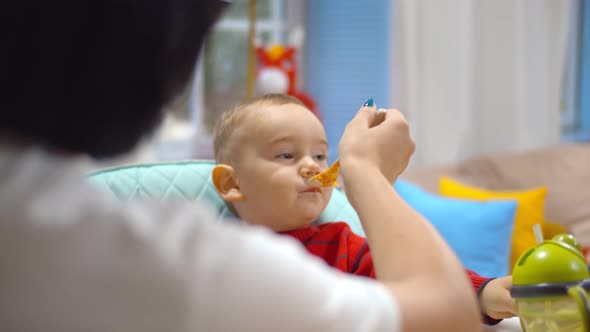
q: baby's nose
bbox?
[301,161,321,178]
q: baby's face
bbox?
[231,103,333,231]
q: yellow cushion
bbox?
[542,221,569,240]
[439,177,548,272]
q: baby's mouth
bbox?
[303,187,322,193]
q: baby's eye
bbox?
[314,154,327,162]
[276,153,294,159]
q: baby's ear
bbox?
[212,164,244,202]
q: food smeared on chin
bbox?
[309,160,339,188]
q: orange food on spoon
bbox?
[309,160,340,187]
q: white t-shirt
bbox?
[0,145,401,332]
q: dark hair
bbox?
[2,0,228,158]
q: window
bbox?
[156,0,304,160]
[562,0,590,142]
[203,0,287,132]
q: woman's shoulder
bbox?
[0,147,399,331]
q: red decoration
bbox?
[255,44,321,121]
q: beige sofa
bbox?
[400,142,590,246]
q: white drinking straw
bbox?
[533,224,544,245]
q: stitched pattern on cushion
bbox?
[87,160,363,231]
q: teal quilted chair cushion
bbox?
[87,160,365,235]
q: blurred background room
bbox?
[89,0,590,280]
[103,0,588,170]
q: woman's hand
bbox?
[338,103,415,184]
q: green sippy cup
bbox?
[511,234,590,332]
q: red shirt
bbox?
[281,222,375,278]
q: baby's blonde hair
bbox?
[213,93,306,164]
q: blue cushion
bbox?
[87,160,235,219]
[393,180,517,277]
[324,179,516,277]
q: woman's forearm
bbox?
[342,163,481,332]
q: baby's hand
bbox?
[479,276,518,320]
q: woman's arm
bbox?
[339,106,481,332]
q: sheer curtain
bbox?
[391,0,574,167]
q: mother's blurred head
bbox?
[2,0,228,158]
